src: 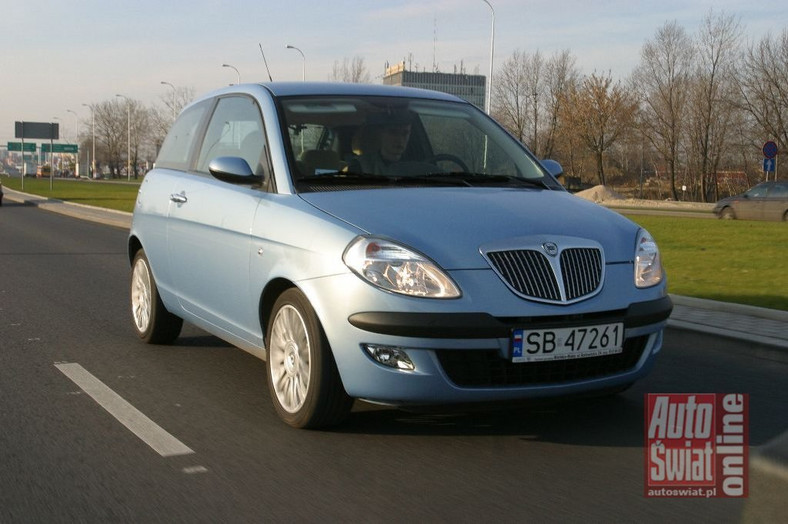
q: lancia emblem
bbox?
[542,242,558,257]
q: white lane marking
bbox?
[55,363,194,457]
[183,466,209,474]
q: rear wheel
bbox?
[266,288,352,429]
[130,249,183,344]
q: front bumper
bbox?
[348,296,673,338]
[300,271,672,406]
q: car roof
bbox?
[261,81,466,102]
[194,81,467,105]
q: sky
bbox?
[1,0,786,144]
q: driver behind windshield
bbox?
[350,109,413,176]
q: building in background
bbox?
[382,62,486,109]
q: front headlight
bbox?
[343,236,461,298]
[635,229,663,288]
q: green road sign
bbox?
[7,142,37,152]
[41,143,78,153]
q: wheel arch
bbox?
[259,278,297,347]
[719,206,736,219]
[128,235,143,266]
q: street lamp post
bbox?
[116,94,131,181]
[222,63,240,85]
[286,45,306,81]
[51,116,59,190]
[161,81,177,119]
[66,109,79,178]
[82,103,95,179]
[482,0,495,115]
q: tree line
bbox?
[80,12,786,202]
[492,12,787,201]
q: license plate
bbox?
[511,323,624,363]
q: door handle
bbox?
[170,192,187,204]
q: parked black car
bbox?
[713,181,788,221]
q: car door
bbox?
[762,183,787,221]
[734,184,767,220]
[166,95,269,347]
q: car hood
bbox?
[300,188,640,268]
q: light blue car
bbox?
[129,82,672,428]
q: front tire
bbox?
[266,288,352,429]
[720,207,736,220]
[130,249,183,344]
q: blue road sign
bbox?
[764,158,775,173]
[763,141,778,159]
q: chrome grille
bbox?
[560,248,602,300]
[486,250,560,301]
[486,247,602,303]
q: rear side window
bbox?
[768,183,788,198]
[155,99,211,170]
[195,96,267,176]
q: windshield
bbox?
[279,95,551,190]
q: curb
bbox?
[670,294,788,323]
[3,187,132,229]
[668,294,788,351]
[666,318,788,350]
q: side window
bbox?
[768,183,788,198]
[196,96,267,177]
[155,99,211,170]
[746,184,769,198]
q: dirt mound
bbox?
[575,185,624,203]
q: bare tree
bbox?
[542,49,580,159]
[92,97,151,178]
[526,51,544,155]
[128,99,152,178]
[688,10,742,201]
[561,72,638,186]
[492,49,530,143]
[492,50,544,153]
[735,29,788,165]
[330,56,371,83]
[150,86,196,160]
[92,99,127,176]
[633,21,695,200]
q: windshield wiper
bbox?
[296,171,550,190]
[297,172,398,184]
[410,172,549,189]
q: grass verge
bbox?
[628,214,787,311]
[2,176,140,213]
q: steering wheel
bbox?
[428,154,469,173]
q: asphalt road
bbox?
[1,202,786,522]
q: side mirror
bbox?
[208,156,258,185]
[540,159,564,178]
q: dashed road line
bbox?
[55,362,194,457]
